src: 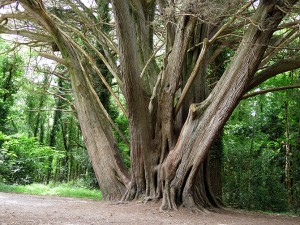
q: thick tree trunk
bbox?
[14,0,298,210]
[19,0,129,200]
[69,55,129,200]
[112,0,157,200]
[158,1,293,210]
[209,136,223,202]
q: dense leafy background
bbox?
[222,72,300,213]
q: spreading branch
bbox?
[174,1,254,115]
[208,1,254,44]
[69,38,128,118]
[38,52,68,66]
[243,84,300,99]
[0,0,16,7]
[46,90,75,111]
[248,56,300,91]
[260,29,299,67]
[60,22,123,87]
[0,26,52,42]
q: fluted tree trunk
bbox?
[16,0,130,200]
[111,0,298,210]
[2,0,299,210]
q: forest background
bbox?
[0,0,299,215]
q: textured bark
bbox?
[4,0,298,211]
[158,0,296,210]
[72,71,129,200]
[18,0,129,200]
[248,56,300,91]
[156,15,197,159]
[132,0,159,95]
[112,0,156,199]
[209,136,223,201]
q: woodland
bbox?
[0,0,299,215]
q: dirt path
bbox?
[0,192,299,225]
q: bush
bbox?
[0,132,63,184]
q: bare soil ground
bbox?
[0,192,299,225]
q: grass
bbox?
[0,182,102,200]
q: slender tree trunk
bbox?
[284,101,292,206]
[67,116,74,182]
[61,120,69,181]
[33,75,48,138]
[47,77,65,182]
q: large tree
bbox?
[0,0,299,210]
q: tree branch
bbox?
[0,27,51,42]
[278,20,300,29]
[61,23,123,87]
[208,1,254,44]
[69,38,128,118]
[0,12,34,22]
[52,72,70,81]
[140,43,164,78]
[242,84,300,99]
[0,42,21,54]
[103,109,130,147]
[175,38,209,116]
[260,29,298,67]
[0,0,16,7]
[174,1,255,116]
[248,56,300,91]
[38,52,68,66]
[46,90,75,110]
[63,0,119,54]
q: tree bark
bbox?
[19,0,129,200]
[112,0,157,199]
[8,0,298,210]
[159,0,295,210]
[284,101,292,206]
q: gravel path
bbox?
[0,192,299,225]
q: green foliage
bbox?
[114,113,130,168]
[0,57,98,187]
[0,182,102,200]
[0,40,24,134]
[0,132,63,184]
[222,72,300,214]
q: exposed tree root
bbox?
[121,182,137,201]
[160,182,178,211]
[142,196,160,204]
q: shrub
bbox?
[0,132,63,184]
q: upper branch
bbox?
[0,0,16,7]
[248,56,300,91]
[243,85,300,99]
[0,26,52,42]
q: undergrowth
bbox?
[0,182,102,200]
